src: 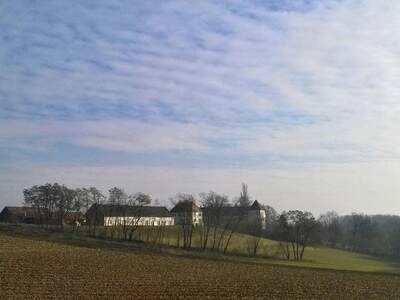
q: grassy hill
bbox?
[2,223,399,274]
[93,225,400,274]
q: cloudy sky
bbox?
[1,0,400,215]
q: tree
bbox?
[86,187,105,237]
[264,205,278,238]
[23,183,79,230]
[75,188,91,213]
[345,213,377,253]
[246,214,263,257]
[126,192,152,241]
[108,187,128,205]
[53,184,79,231]
[129,192,152,206]
[170,193,196,249]
[277,214,291,260]
[220,184,253,253]
[107,187,128,239]
[237,183,251,207]
[318,211,341,247]
[277,210,317,261]
[199,191,229,251]
[23,185,44,226]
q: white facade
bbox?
[193,211,203,225]
[104,216,175,227]
[174,211,203,225]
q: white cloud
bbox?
[2,1,400,213]
[2,1,400,160]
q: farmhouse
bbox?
[0,206,39,224]
[170,200,203,225]
[86,204,175,226]
[0,206,85,225]
[202,200,267,230]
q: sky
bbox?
[1,0,400,215]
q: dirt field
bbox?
[1,231,400,299]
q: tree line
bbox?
[21,183,400,260]
[316,211,400,258]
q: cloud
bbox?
[2,1,400,212]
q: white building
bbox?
[86,204,175,227]
[170,200,203,225]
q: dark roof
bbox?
[93,204,172,217]
[64,211,85,220]
[1,206,38,217]
[170,201,202,213]
[202,206,248,217]
[249,200,263,210]
[202,201,265,217]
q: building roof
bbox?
[202,206,247,217]
[0,206,38,217]
[249,200,263,210]
[202,200,265,217]
[92,204,172,217]
[170,201,202,213]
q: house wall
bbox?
[248,210,267,230]
[174,211,203,225]
[104,216,175,227]
[0,209,12,223]
[0,209,37,224]
[192,211,203,225]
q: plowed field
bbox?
[1,232,400,299]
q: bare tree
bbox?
[246,215,263,257]
[199,191,229,251]
[23,185,45,227]
[23,183,79,231]
[318,211,341,247]
[237,183,251,208]
[170,193,197,249]
[107,187,128,239]
[220,184,253,253]
[53,184,79,231]
[277,214,291,260]
[277,210,317,261]
[75,188,91,213]
[86,187,105,237]
[126,192,152,241]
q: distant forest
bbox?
[265,208,400,259]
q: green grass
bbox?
[3,223,400,274]
[92,225,400,274]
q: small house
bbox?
[0,206,39,224]
[170,200,203,225]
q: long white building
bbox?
[86,204,175,227]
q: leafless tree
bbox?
[170,193,196,249]
[107,187,128,239]
[86,187,105,237]
[237,183,251,207]
[220,185,253,253]
[277,210,317,261]
[318,211,341,246]
[54,184,79,231]
[246,215,263,257]
[199,191,229,251]
[126,192,152,241]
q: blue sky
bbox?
[1,0,400,215]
